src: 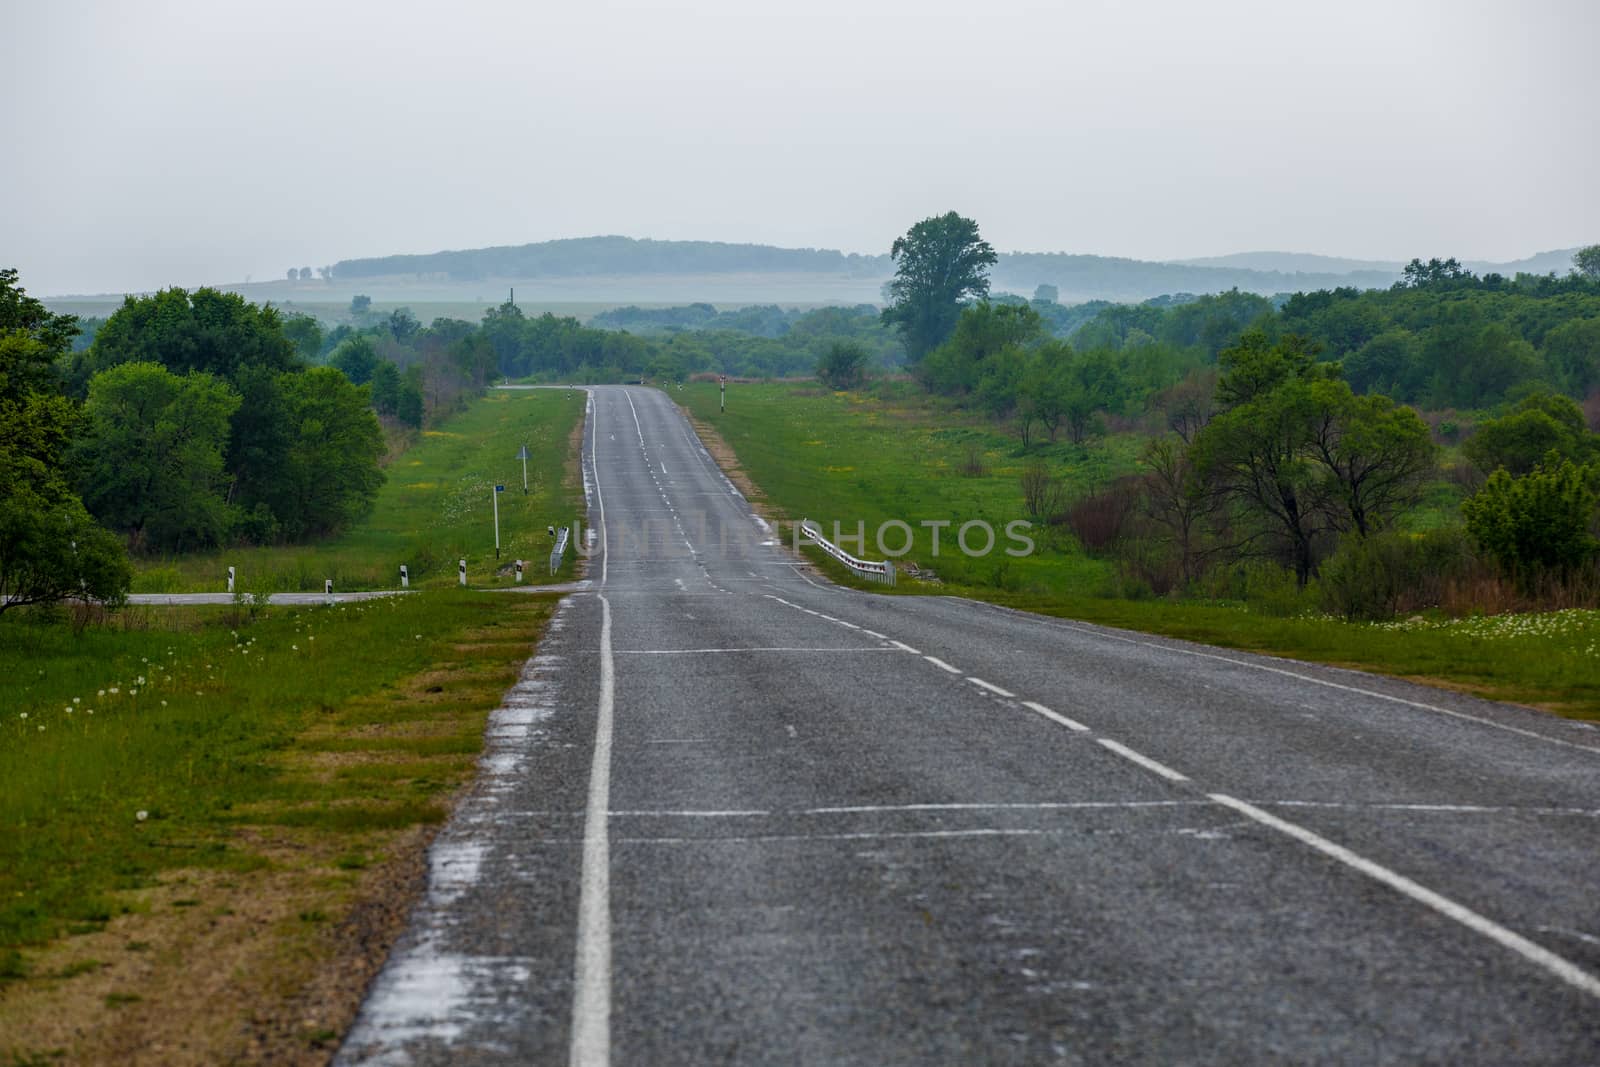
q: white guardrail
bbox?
[549,525,571,575]
[798,519,896,586]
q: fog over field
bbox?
[3,0,1596,297]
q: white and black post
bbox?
[493,484,504,558]
[515,559,524,584]
[324,578,333,599]
[720,373,726,413]
[227,566,235,594]
[517,444,530,494]
[399,564,409,589]
[459,558,467,587]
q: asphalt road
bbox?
[338,385,1600,1065]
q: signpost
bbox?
[493,485,504,558]
[516,444,531,493]
[720,374,726,413]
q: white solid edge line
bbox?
[1096,737,1190,782]
[966,601,1600,756]
[967,676,1016,698]
[1209,793,1600,1000]
[1022,700,1090,732]
[589,391,607,588]
[924,655,962,674]
[570,593,614,1066]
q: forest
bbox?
[7,223,1600,620]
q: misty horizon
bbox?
[6,0,1596,297]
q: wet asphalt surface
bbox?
[338,385,1600,1065]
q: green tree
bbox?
[68,287,299,394]
[1463,393,1593,476]
[1305,382,1437,537]
[1195,333,1338,585]
[920,301,1042,396]
[274,368,385,538]
[816,341,869,389]
[329,334,379,385]
[881,212,997,362]
[1462,457,1598,576]
[369,360,403,416]
[75,362,241,552]
[350,294,372,316]
[281,313,323,363]
[1574,245,1600,280]
[0,268,133,611]
[1542,317,1600,395]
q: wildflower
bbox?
[19,712,27,720]
[136,675,146,686]
[136,810,148,822]
[292,644,298,651]
[98,689,106,697]
[129,689,138,696]
[73,697,81,705]
[109,687,119,694]
[160,700,168,707]
[38,725,44,732]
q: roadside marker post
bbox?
[459,559,467,587]
[517,444,531,494]
[324,578,333,600]
[515,559,524,583]
[493,484,504,558]
[227,566,235,594]
[720,374,726,413]
[400,564,409,589]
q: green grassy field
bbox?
[133,388,587,593]
[680,381,1600,717]
[0,589,557,1060]
[683,379,1134,593]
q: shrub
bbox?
[1319,529,1474,620]
[1064,477,1140,552]
[1462,456,1598,579]
[1019,459,1067,523]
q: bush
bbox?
[1064,477,1140,552]
[1319,529,1474,620]
[1462,456,1598,579]
[1019,459,1065,523]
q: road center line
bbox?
[1210,793,1600,1000]
[967,676,1016,698]
[890,640,922,654]
[1022,700,1091,732]
[1096,738,1191,782]
[570,593,614,1067]
[924,655,962,674]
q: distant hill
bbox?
[227,236,1586,309]
[330,236,890,281]
[1170,251,1404,274]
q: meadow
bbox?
[0,385,586,1063]
[679,380,1600,717]
[132,387,587,593]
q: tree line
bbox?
[874,215,1600,613]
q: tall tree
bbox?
[75,363,241,552]
[1574,245,1600,280]
[881,212,996,362]
[274,368,385,538]
[0,268,131,611]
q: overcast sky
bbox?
[5,0,1597,295]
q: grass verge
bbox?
[0,588,560,1065]
[681,380,1600,718]
[131,388,586,593]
